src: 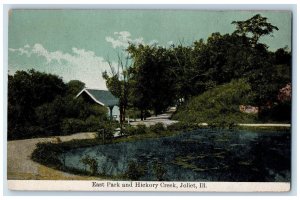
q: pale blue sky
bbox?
[8,10,291,89]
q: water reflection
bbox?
[60,129,290,181]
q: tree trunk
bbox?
[122,106,126,123]
[109,106,113,121]
[119,103,124,124]
[140,109,144,121]
[119,104,124,135]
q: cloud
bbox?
[9,44,32,57]
[9,43,108,66]
[105,31,164,49]
[167,41,174,46]
[105,31,145,49]
[9,44,113,89]
[149,40,159,46]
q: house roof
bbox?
[76,88,119,107]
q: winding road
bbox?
[7,132,98,180]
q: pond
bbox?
[59,129,291,181]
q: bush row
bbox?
[123,122,201,136]
[61,115,104,134]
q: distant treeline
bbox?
[8,70,109,140]
[104,14,291,124]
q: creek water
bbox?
[59,129,290,181]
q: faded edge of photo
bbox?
[4,5,294,195]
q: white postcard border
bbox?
[8,181,290,192]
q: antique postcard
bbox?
[7,9,292,192]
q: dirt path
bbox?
[198,123,291,127]
[7,132,100,180]
[129,108,291,128]
[130,107,178,127]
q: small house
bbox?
[76,88,120,120]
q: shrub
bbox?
[27,126,45,136]
[31,142,63,168]
[208,119,237,130]
[85,115,101,131]
[149,123,165,133]
[122,124,149,136]
[123,125,138,135]
[126,108,140,120]
[167,122,199,132]
[259,101,291,123]
[125,160,146,180]
[80,155,98,175]
[96,122,115,143]
[135,124,148,134]
[153,161,166,181]
[167,122,188,131]
[88,105,108,121]
[61,118,86,134]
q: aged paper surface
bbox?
[8,181,290,192]
[7,9,292,192]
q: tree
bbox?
[127,44,176,116]
[126,44,153,119]
[8,69,108,139]
[169,44,197,102]
[100,14,290,125]
[8,69,66,139]
[35,96,66,134]
[66,80,85,96]
[102,52,130,134]
[232,14,279,46]
[274,47,291,66]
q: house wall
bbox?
[111,106,120,121]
